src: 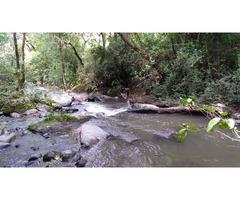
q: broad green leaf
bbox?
[188,125,198,131]
[177,128,187,142]
[206,117,220,132]
[181,98,188,106]
[226,119,235,129]
[221,111,228,117]
[207,106,215,112]
[218,121,228,129]
[189,95,196,100]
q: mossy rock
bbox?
[0,98,37,115]
[28,114,92,135]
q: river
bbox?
[0,99,240,167]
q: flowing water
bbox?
[1,99,240,167]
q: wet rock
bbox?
[43,151,61,162]
[71,152,82,162]
[23,108,39,116]
[43,151,56,162]
[78,124,110,147]
[61,107,79,113]
[235,120,240,127]
[70,92,89,102]
[38,112,47,118]
[28,153,42,162]
[0,132,16,143]
[75,159,87,167]
[0,142,11,149]
[60,150,76,162]
[87,96,102,102]
[49,91,73,107]
[10,112,21,118]
[43,133,49,139]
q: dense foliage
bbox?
[0,32,240,105]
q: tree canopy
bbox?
[0,32,240,105]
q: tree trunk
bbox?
[100,32,106,48]
[118,33,151,61]
[21,33,26,87]
[54,35,84,67]
[13,33,22,91]
[59,42,67,91]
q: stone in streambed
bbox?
[0,132,16,143]
[0,142,11,149]
[75,159,87,167]
[60,150,76,162]
[72,124,110,147]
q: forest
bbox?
[1,33,240,105]
[0,32,240,167]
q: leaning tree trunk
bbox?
[118,33,151,61]
[21,33,26,87]
[59,43,68,91]
[13,33,22,91]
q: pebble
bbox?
[75,159,87,167]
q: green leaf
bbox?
[218,121,228,129]
[206,117,221,132]
[181,98,188,106]
[207,106,215,112]
[177,128,187,142]
[226,119,235,129]
[188,125,198,131]
[221,111,228,117]
[189,95,196,100]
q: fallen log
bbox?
[127,102,202,114]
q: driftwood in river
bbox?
[127,101,201,114]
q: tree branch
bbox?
[118,33,151,61]
[54,35,84,67]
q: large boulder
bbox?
[70,93,89,102]
[74,124,110,147]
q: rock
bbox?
[87,96,102,102]
[75,159,87,167]
[38,112,47,118]
[70,92,89,102]
[71,152,82,162]
[0,142,10,149]
[61,107,78,113]
[28,153,42,162]
[60,150,76,162]
[15,144,21,148]
[23,109,39,116]
[43,151,58,162]
[43,133,49,139]
[235,120,240,127]
[0,132,16,143]
[78,124,110,147]
[49,91,73,107]
[10,112,21,118]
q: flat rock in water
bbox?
[10,112,21,118]
[78,124,110,147]
[60,150,76,162]
[0,142,11,149]
[23,109,39,116]
[70,93,89,102]
[0,132,16,143]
